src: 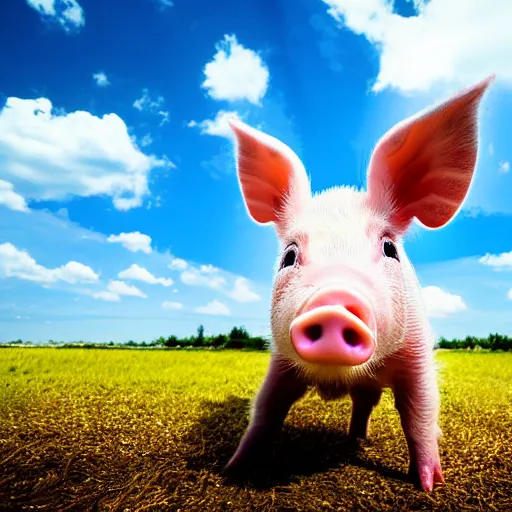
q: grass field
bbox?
[0,348,511,511]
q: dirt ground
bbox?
[0,348,510,511]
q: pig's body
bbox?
[222,76,494,492]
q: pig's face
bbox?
[269,187,408,383]
[228,76,493,384]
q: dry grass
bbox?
[0,348,510,511]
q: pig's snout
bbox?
[289,287,376,366]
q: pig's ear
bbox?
[366,75,494,232]
[229,118,311,232]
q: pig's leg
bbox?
[223,355,308,475]
[348,387,382,440]
[392,365,444,492]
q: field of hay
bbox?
[0,348,510,511]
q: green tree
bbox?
[194,325,205,347]
[229,325,250,341]
[164,335,178,347]
[211,334,227,348]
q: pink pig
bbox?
[222,76,494,492]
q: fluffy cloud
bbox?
[508,289,512,301]
[0,242,98,284]
[181,264,226,290]
[91,291,120,302]
[227,277,261,303]
[202,34,269,105]
[93,71,109,87]
[107,232,152,254]
[195,299,230,316]
[188,110,240,139]
[199,264,220,274]
[168,257,188,270]
[26,0,84,32]
[0,97,169,211]
[479,251,512,270]
[178,261,261,303]
[421,286,467,318]
[133,89,169,126]
[89,280,147,302]
[322,0,512,93]
[118,264,173,286]
[107,280,147,298]
[499,161,510,174]
[162,301,183,310]
[0,180,29,212]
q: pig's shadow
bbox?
[184,395,410,489]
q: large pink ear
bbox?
[366,75,495,232]
[229,119,311,234]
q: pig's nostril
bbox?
[343,328,360,346]
[304,324,323,342]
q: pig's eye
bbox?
[280,244,298,270]
[383,239,399,261]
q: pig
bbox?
[222,75,494,492]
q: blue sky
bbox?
[1,0,512,343]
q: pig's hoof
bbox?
[221,458,245,477]
[409,461,444,492]
[221,454,260,481]
[346,433,366,451]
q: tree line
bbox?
[1,325,269,351]
[436,333,512,351]
[2,328,511,351]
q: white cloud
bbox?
[181,264,226,290]
[479,251,512,270]
[0,97,170,211]
[26,0,84,32]
[93,71,109,87]
[508,288,512,301]
[118,264,173,286]
[88,280,148,302]
[162,301,183,310]
[321,0,512,93]
[107,280,147,298]
[0,242,98,284]
[195,299,231,316]
[133,89,163,111]
[199,264,220,274]
[202,34,270,105]
[499,161,510,174]
[227,277,261,303]
[107,232,152,254]
[168,257,188,270]
[92,290,120,302]
[0,180,29,212]
[139,134,153,147]
[158,111,170,126]
[181,267,226,290]
[421,286,467,318]
[188,110,240,139]
[133,89,169,126]
[178,261,261,303]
